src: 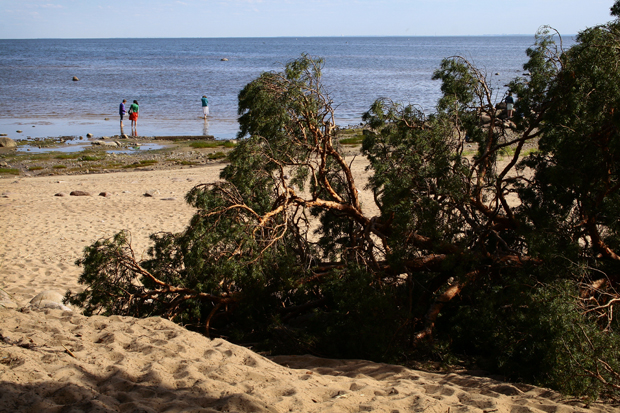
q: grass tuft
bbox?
[0,168,19,175]
[208,152,227,160]
[339,136,364,145]
[189,140,236,149]
[190,141,220,148]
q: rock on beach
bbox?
[91,140,118,147]
[0,137,15,148]
[143,189,159,197]
[28,290,71,311]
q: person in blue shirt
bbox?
[119,99,127,125]
[201,96,209,119]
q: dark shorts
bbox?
[120,114,124,120]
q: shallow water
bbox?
[1,117,233,141]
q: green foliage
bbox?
[612,0,620,17]
[272,267,408,360]
[67,232,145,316]
[442,278,620,401]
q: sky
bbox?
[0,0,616,39]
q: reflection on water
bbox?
[17,142,166,154]
[17,143,90,153]
[0,116,239,141]
[203,119,209,136]
[107,143,164,154]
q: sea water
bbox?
[0,36,575,140]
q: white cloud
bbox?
[41,4,64,8]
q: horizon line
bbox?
[0,34,571,41]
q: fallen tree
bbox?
[67,4,620,402]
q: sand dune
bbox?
[1,308,614,413]
[0,163,616,412]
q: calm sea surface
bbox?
[0,36,575,140]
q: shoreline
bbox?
[0,116,241,142]
[0,127,365,178]
[0,115,367,144]
[0,137,234,177]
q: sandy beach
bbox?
[0,161,617,412]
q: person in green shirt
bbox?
[128,100,139,134]
[201,95,209,119]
